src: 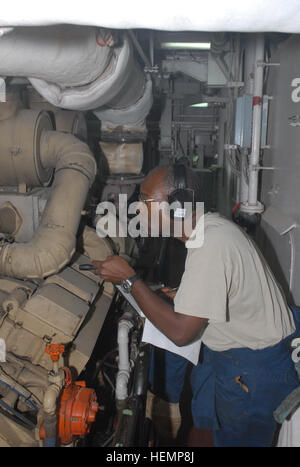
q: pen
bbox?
[166,287,178,292]
[79,264,98,271]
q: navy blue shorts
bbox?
[190,306,300,446]
[148,306,300,447]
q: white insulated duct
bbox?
[0,25,113,88]
[94,74,153,130]
[0,26,153,174]
[0,26,152,121]
[28,34,135,111]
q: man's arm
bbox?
[92,256,207,347]
[131,279,207,346]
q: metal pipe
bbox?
[42,354,65,448]
[128,30,151,69]
[247,34,265,207]
[116,313,134,402]
[43,382,61,447]
[240,148,249,204]
[238,35,256,205]
[288,229,296,293]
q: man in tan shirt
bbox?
[174,210,295,351]
[92,164,300,447]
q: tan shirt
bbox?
[174,212,295,351]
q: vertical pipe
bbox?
[248,34,265,206]
[116,314,134,402]
[240,148,249,204]
[239,35,255,205]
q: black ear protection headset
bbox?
[167,164,196,219]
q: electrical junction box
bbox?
[234,95,253,148]
[234,95,269,148]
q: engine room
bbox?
[0,2,300,449]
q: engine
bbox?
[0,81,146,447]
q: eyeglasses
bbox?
[138,193,165,205]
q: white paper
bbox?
[142,319,201,365]
[116,284,201,365]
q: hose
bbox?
[0,398,35,429]
[0,378,39,411]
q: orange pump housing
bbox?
[58,378,99,444]
[40,367,99,445]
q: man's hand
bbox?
[92,255,136,284]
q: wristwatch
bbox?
[121,274,139,293]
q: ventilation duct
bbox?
[0,25,153,175]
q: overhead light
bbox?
[161,42,211,50]
[190,102,209,108]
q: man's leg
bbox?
[189,348,219,446]
[212,349,299,447]
[147,348,189,443]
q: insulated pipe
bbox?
[43,383,62,415]
[29,34,146,112]
[0,131,97,279]
[0,25,113,87]
[43,367,65,448]
[94,75,153,130]
[245,34,265,210]
[0,107,54,187]
[0,28,152,179]
[116,314,134,402]
[0,27,149,116]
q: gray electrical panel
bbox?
[234,95,269,148]
[234,95,253,148]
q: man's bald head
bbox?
[141,165,204,205]
[138,164,205,239]
[140,166,171,200]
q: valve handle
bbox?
[45,344,65,362]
